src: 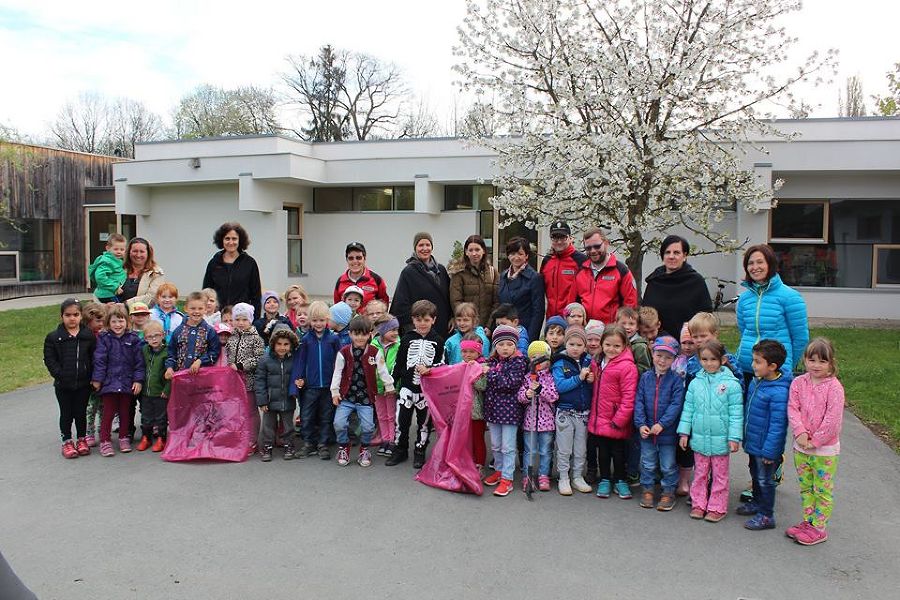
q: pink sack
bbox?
[162,367,254,463]
[415,362,484,495]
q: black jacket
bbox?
[498,265,546,342]
[390,256,452,335]
[43,325,96,389]
[392,329,445,394]
[642,263,712,339]
[254,352,297,413]
[202,251,262,318]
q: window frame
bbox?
[769,199,829,244]
[872,244,900,289]
[285,204,303,276]
[0,251,19,282]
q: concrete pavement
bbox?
[1,383,898,599]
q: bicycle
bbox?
[710,276,738,311]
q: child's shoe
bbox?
[75,438,90,456]
[151,437,166,452]
[376,443,388,457]
[584,469,597,486]
[689,507,705,519]
[558,476,573,496]
[283,445,295,460]
[358,446,372,468]
[704,511,726,523]
[627,473,641,488]
[657,493,676,512]
[136,435,152,452]
[538,475,551,491]
[413,448,426,469]
[744,514,776,530]
[260,445,273,462]
[99,441,114,457]
[317,444,331,460]
[299,443,316,458]
[493,478,513,497]
[614,480,633,499]
[785,521,810,540]
[676,468,692,496]
[337,445,351,466]
[521,476,530,493]
[483,470,502,486]
[61,440,78,459]
[794,524,828,546]
[736,502,758,516]
[119,437,132,453]
[740,486,754,504]
[595,479,612,498]
[382,445,394,458]
[639,488,655,508]
[385,448,407,466]
[572,477,593,494]
[85,435,97,447]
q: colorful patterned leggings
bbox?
[85,393,102,438]
[794,452,839,529]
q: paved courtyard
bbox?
[1,383,898,599]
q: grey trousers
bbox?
[260,409,295,447]
[555,409,588,478]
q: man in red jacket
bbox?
[574,227,639,324]
[333,241,390,310]
[540,220,587,319]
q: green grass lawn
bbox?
[2,306,898,449]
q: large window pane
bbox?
[288,239,303,276]
[445,185,475,210]
[772,243,872,288]
[475,185,495,209]
[395,186,415,211]
[0,219,60,281]
[314,188,352,212]
[355,187,393,211]
[830,199,900,244]
[286,207,301,235]
[874,247,900,286]
[0,253,16,279]
[771,202,826,240]
[479,209,495,265]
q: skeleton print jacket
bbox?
[391,329,445,395]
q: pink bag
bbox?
[161,367,254,463]
[415,362,484,495]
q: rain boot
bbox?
[676,468,692,497]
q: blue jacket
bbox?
[736,274,809,374]
[164,320,220,371]
[551,352,592,412]
[334,327,351,349]
[677,367,743,456]
[290,329,341,393]
[743,369,792,460]
[444,326,490,365]
[498,265,545,343]
[633,369,685,445]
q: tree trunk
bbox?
[623,230,645,299]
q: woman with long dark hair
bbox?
[449,234,499,327]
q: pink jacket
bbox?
[788,373,844,456]
[517,368,558,432]
[588,349,638,439]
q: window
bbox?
[313,186,415,212]
[479,209,495,264]
[285,205,303,276]
[444,184,495,211]
[395,186,415,210]
[873,245,900,287]
[0,252,17,281]
[0,218,61,282]
[770,201,828,243]
[314,188,352,212]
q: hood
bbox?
[606,347,635,367]
[695,366,739,384]
[754,367,794,392]
[741,272,785,293]
[645,262,699,284]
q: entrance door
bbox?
[85,208,137,283]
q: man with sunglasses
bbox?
[540,220,588,319]
[574,227,638,324]
[333,241,390,310]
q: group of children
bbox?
[47,246,844,546]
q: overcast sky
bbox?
[1,0,897,138]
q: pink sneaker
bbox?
[61,440,78,459]
[100,441,114,457]
[795,524,828,546]
[119,437,132,453]
[538,475,551,491]
[785,521,810,540]
[85,435,97,447]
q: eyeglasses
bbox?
[346,255,364,261]
[584,243,606,251]
[144,334,163,340]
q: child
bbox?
[43,298,96,458]
[786,338,844,546]
[444,302,490,364]
[672,323,697,495]
[633,335,685,511]
[517,341,558,492]
[330,316,395,467]
[481,325,529,497]
[283,284,310,332]
[365,299,388,323]
[221,305,234,328]
[386,300,445,468]
[226,303,265,452]
[491,303,529,354]
[564,302,587,328]
[677,340,743,522]
[164,291,220,378]
[543,315,567,354]
[88,233,127,303]
[129,302,152,339]
[136,320,170,453]
[256,324,301,461]
[329,301,353,347]
[672,323,695,379]
[254,290,292,345]
[291,300,342,460]
[585,320,605,361]
[737,339,791,530]
[202,288,221,326]
[214,323,233,367]
[372,315,400,456]
[616,306,651,375]
[151,283,184,344]
[551,326,594,496]
[91,304,145,457]
[341,285,365,315]
[638,306,666,343]
[82,302,106,447]
[685,312,741,385]
[588,326,639,500]
[460,333,489,470]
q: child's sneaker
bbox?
[151,437,166,452]
[283,445,295,460]
[736,502,758,516]
[260,445,273,462]
[614,480,633,499]
[85,435,97,447]
[521,476,530,493]
[61,440,78,459]
[785,521,810,540]
[318,445,331,460]
[572,477,592,493]
[704,511,726,523]
[689,507,705,519]
[639,488,655,508]
[538,475,551,491]
[558,476,573,496]
[483,470,503,486]
[298,443,316,458]
[795,524,828,546]
[358,447,372,468]
[337,445,351,466]
[744,514,776,530]
[627,473,641,488]
[657,493,676,512]
[136,435,152,452]
[595,479,612,498]
[493,478,513,497]
[383,445,394,458]
[75,438,90,456]
[740,486,754,503]
[413,448,426,469]
[118,438,132,453]
[100,441,114,457]
[376,444,388,457]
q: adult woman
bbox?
[448,234,499,327]
[390,232,452,334]
[202,222,262,317]
[497,237,545,342]
[642,235,712,338]
[736,244,809,381]
[121,237,166,308]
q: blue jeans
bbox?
[333,401,375,446]
[749,454,779,517]
[301,388,334,447]
[488,422,518,480]
[522,430,554,477]
[639,440,678,492]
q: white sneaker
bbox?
[572,477,593,493]
[558,476,573,496]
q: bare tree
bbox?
[108,98,164,157]
[397,97,442,138]
[50,92,109,154]
[454,101,496,138]
[174,84,280,139]
[839,75,867,117]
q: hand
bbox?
[415,364,428,375]
[586,371,595,383]
[679,435,689,450]
[639,425,651,439]
[795,432,811,449]
[650,423,663,436]
[261,405,269,413]
[332,396,341,406]
[295,378,305,389]
[529,380,540,391]
[481,365,490,374]
[161,392,167,399]
[525,389,534,399]
[116,286,123,295]
[164,368,174,381]
[579,368,588,381]
[230,364,238,371]
[132,382,142,395]
[762,458,774,465]
[91,381,101,391]
[190,359,202,374]
[728,441,740,453]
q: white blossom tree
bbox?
[455,0,836,285]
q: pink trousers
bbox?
[691,453,730,513]
[373,394,396,446]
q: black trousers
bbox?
[393,403,430,454]
[586,433,601,477]
[595,435,628,482]
[55,386,90,442]
[140,395,168,437]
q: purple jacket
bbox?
[92,330,145,395]
[484,354,528,425]
[517,368,558,432]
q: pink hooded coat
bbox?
[588,348,638,439]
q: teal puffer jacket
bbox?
[677,367,743,456]
[735,274,809,374]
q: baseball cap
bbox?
[550,220,571,236]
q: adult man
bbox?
[333,241,390,309]
[574,227,638,324]
[540,220,587,318]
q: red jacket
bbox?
[540,245,587,318]
[333,267,390,309]
[588,349,638,439]
[337,345,379,403]
[574,253,638,324]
